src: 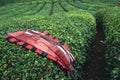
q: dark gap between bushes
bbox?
[49,1,54,15]
[83,22,107,80]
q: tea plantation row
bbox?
[0,0,116,20]
[0,0,120,79]
[96,7,120,80]
[0,11,96,80]
[0,1,81,20]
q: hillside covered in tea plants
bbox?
[0,0,120,80]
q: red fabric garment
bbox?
[5,30,75,77]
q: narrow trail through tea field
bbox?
[84,25,107,80]
[49,1,54,15]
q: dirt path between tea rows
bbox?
[84,25,107,80]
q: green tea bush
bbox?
[96,7,120,80]
[0,0,73,6]
[0,11,96,79]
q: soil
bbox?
[58,1,68,12]
[37,2,46,13]
[49,2,54,15]
[84,25,107,80]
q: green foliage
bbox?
[0,1,82,19]
[0,0,119,79]
[96,7,120,80]
[0,0,117,20]
[0,11,96,79]
[0,0,73,6]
